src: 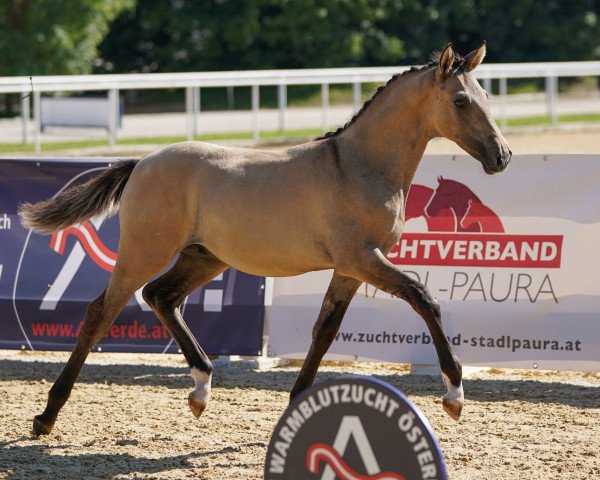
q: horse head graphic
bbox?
[406,176,504,233]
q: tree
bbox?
[97,0,404,72]
[443,0,600,63]
[98,0,600,75]
[0,0,134,76]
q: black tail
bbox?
[18,159,139,234]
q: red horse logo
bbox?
[390,178,562,268]
[407,177,504,233]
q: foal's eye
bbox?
[454,98,468,109]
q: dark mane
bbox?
[317,51,465,141]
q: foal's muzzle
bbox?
[482,137,512,174]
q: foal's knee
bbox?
[400,282,440,320]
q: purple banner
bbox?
[0,157,265,355]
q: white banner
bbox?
[267,154,600,371]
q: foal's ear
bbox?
[438,43,455,79]
[463,41,487,72]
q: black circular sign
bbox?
[264,376,447,480]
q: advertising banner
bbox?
[268,154,600,371]
[0,158,264,355]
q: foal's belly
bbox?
[198,199,335,276]
[201,230,335,277]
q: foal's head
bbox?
[430,42,512,174]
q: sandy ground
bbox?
[0,350,598,480]
[1,129,600,480]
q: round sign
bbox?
[264,376,447,480]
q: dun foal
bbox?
[20,42,511,435]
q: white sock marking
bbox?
[190,368,212,404]
[442,373,464,403]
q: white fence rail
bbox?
[1,61,600,151]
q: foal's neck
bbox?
[338,68,436,192]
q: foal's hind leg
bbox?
[344,248,463,420]
[142,245,228,418]
[33,291,109,435]
[33,260,164,435]
[290,273,361,399]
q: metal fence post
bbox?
[194,86,201,137]
[21,91,30,145]
[33,90,41,153]
[185,86,201,140]
[278,83,287,132]
[108,88,118,147]
[353,81,361,112]
[226,86,235,110]
[252,84,260,142]
[483,77,492,95]
[185,86,193,141]
[546,76,558,125]
[321,83,330,134]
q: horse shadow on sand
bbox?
[1,357,598,410]
[0,438,253,479]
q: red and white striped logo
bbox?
[307,443,405,480]
[50,221,117,272]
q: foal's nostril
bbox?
[496,154,504,168]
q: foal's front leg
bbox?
[290,273,361,399]
[346,248,464,421]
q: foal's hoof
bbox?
[188,391,207,419]
[442,397,463,421]
[32,415,54,436]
